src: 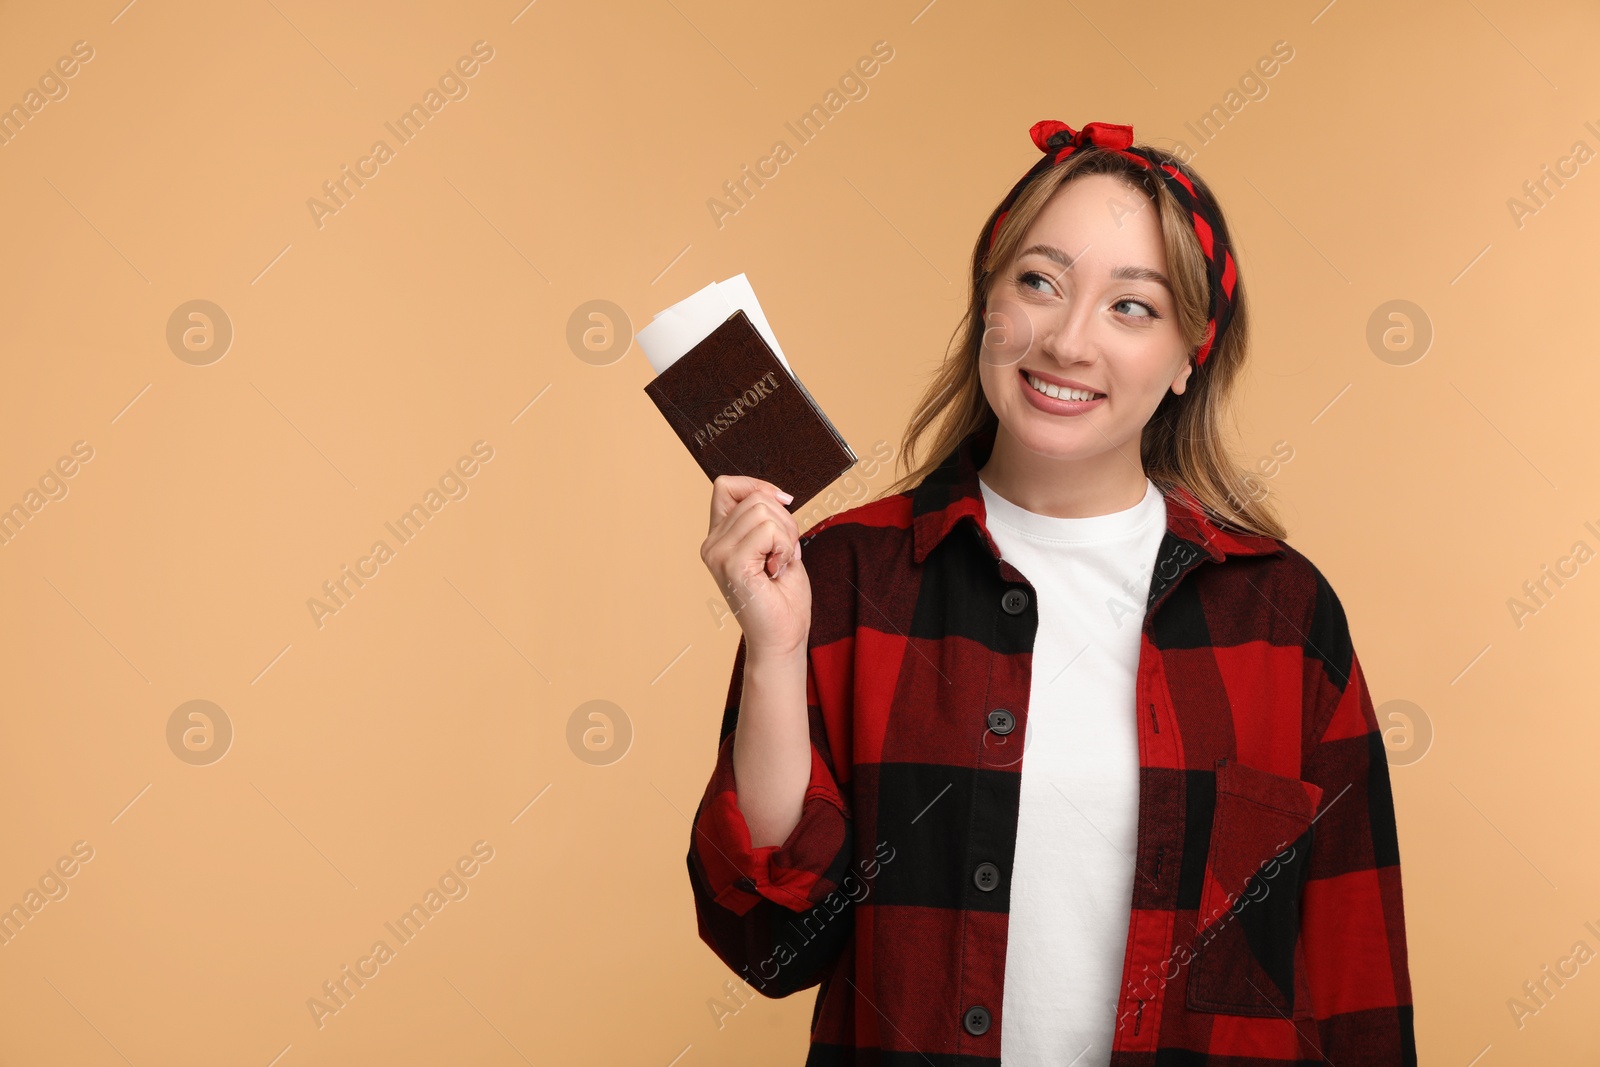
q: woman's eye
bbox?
[1018,270,1053,294]
[1114,298,1158,319]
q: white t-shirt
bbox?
[978,473,1167,1067]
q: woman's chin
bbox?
[1000,411,1127,462]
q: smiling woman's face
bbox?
[978,172,1193,465]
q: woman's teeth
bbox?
[1025,372,1104,402]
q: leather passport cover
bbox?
[643,309,856,511]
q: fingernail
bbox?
[775,488,795,504]
[795,538,802,560]
[777,561,788,577]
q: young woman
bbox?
[689,120,1416,1066]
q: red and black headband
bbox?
[986,120,1237,369]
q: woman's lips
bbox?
[1018,368,1106,416]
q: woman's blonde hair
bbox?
[877,142,1286,540]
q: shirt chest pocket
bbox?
[1185,756,1324,1020]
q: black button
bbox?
[973,862,1000,892]
[986,709,1015,735]
[1001,588,1029,615]
[963,1004,991,1035]
[736,876,757,892]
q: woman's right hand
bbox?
[701,475,810,660]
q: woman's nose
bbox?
[1037,306,1096,365]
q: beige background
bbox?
[0,0,1596,1063]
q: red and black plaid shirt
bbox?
[687,422,1416,1065]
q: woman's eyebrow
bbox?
[1018,242,1173,294]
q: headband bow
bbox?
[986,119,1237,369]
[1035,119,1135,159]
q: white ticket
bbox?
[636,273,792,376]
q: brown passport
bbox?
[643,309,856,511]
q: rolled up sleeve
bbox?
[686,631,857,998]
[691,712,852,914]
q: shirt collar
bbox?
[910,421,1286,565]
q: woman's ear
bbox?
[1170,356,1194,396]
